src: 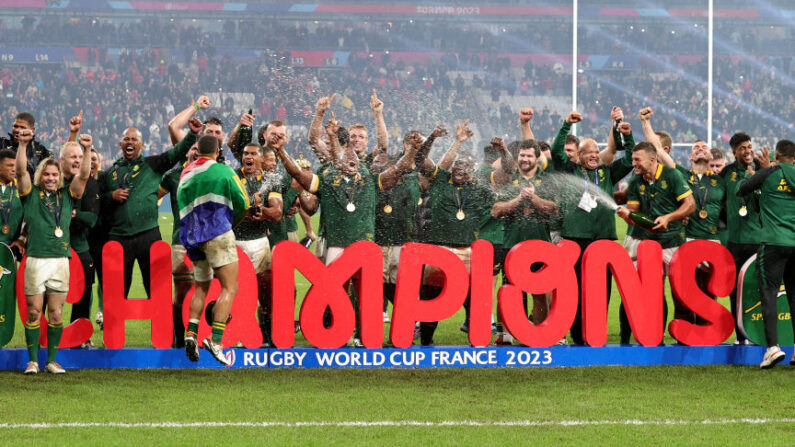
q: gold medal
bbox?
[417,198,423,206]
[698,209,708,219]
[1,224,8,234]
[54,227,64,238]
[738,206,748,217]
[383,204,393,214]
[456,210,466,221]
[523,207,531,216]
[346,202,356,213]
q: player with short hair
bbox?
[178,135,251,366]
[720,131,769,344]
[550,107,635,345]
[617,141,696,332]
[492,140,558,343]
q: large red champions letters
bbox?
[500,240,581,347]
[15,239,738,348]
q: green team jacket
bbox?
[551,121,634,240]
[101,132,197,237]
[736,163,795,247]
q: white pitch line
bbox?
[0,419,793,429]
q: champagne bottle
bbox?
[628,211,657,232]
[237,108,253,148]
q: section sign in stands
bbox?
[737,254,793,346]
[0,243,16,346]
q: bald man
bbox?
[100,118,202,297]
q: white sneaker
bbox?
[383,312,390,323]
[495,333,514,346]
[24,361,39,375]
[760,346,785,369]
[202,338,231,366]
[45,362,66,374]
[184,335,199,362]
[346,337,364,348]
[556,338,568,345]
[95,311,104,330]
[733,338,750,345]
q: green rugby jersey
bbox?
[474,164,504,246]
[426,167,495,247]
[375,172,420,246]
[626,163,691,248]
[674,164,726,239]
[497,170,551,248]
[308,164,379,247]
[0,180,23,245]
[159,163,185,244]
[235,169,283,242]
[20,185,76,258]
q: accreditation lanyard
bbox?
[582,168,600,195]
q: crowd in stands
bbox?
[1,15,792,56]
[0,15,792,165]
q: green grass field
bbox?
[2,214,794,445]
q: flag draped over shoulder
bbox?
[177,157,249,253]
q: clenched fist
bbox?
[519,108,534,124]
[566,111,583,124]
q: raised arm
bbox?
[550,112,582,170]
[491,137,516,187]
[519,108,535,141]
[378,134,422,191]
[69,142,92,199]
[67,110,83,142]
[308,94,335,162]
[226,110,256,163]
[274,136,315,192]
[437,122,467,171]
[416,125,449,176]
[639,107,675,168]
[599,106,624,165]
[370,89,388,154]
[15,129,33,194]
[325,112,343,163]
[169,95,211,145]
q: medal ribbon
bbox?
[694,172,711,213]
[341,174,359,207]
[0,184,15,227]
[44,190,62,229]
[454,185,468,213]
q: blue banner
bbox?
[0,345,787,370]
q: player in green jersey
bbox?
[18,135,91,374]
